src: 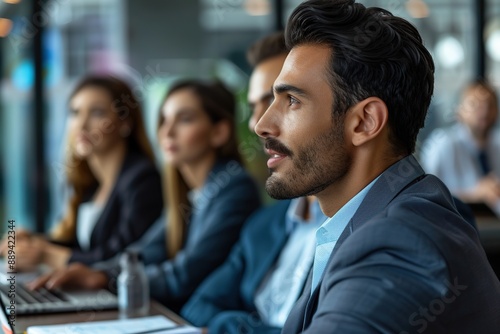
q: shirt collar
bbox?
[285,197,326,233]
[317,176,380,245]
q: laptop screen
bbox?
[0,296,14,334]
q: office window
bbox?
[0,0,127,232]
[44,0,126,230]
[1,0,35,232]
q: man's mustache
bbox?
[264,138,293,157]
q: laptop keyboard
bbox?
[0,284,68,305]
[0,281,118,314]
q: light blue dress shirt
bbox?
[311,177,380,292]
[254,197,327,327]
[420,123,500,215]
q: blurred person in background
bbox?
[1,75,163,269]
[182,32,327,334]
[29,79,261,313]
[421,80,500,215]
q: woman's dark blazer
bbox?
[66,149,163,264]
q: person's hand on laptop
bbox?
[14,235,46,271]
[27,262,109,291]
[1,230,72,272]
[0,228,31,257]
[1,229,46,272]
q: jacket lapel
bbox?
[89,150,137,248]
[350,155,425,231]
[282,269,314,333]
[301,155,426,330]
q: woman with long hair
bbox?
[30,79,261,312]
[5,75,163,270]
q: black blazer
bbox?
[67,149,163,264]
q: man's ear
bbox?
[345,97,389,147]
[210,120,231,148]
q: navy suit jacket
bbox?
[182,200,292,334]
[66,149,163,264]
[282,155,500,333]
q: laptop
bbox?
[0,260,118,315]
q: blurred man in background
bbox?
[421,80,500,215]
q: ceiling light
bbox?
[435,36,464,68]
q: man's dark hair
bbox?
[247,31,288,67]
[286,0,435,154]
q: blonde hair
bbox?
[158,80,241,258]
[51,75,154,242]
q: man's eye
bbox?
[289,96,299,105]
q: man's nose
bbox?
[255,101,279,139]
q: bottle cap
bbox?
[120,249,140,269]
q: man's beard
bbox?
[265,125,350,199]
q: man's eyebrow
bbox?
[273,84,308,97]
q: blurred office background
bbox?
[0,0,499,234]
